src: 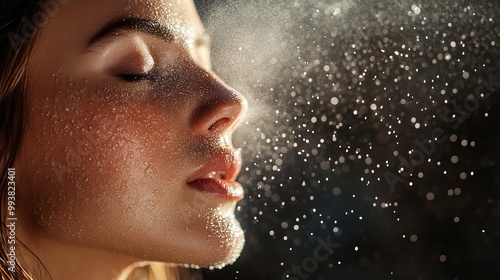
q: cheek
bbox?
[19,84,187,241]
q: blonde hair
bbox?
[1,0,41,278]
[121,262,192,280]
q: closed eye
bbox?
[119,73,159,82]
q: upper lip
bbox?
[187,148,242,183]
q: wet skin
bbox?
[15,0,247,279]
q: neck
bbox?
[17,223,140,280]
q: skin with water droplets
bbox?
[14,0,246,279]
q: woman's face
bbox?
[18,0,247,268]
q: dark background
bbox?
[194,1,500,279]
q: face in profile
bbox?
[16,0,247,272]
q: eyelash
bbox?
[119,73,158,82]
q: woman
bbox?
[1,0,248,279]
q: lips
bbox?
[187,148,244,200]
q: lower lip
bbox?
[188,178,244,200]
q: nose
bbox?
[189,71,247,137]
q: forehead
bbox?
[49,0,205,40]
[122,0,205,35]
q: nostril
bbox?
[209,117,231,131]
[188,70,247,136]
[190,96,246,136]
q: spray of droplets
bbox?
[197,0,500,279]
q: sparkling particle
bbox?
[332,187,342,196]
[204,0,500,278]
[330,97,339,105]
[426,192,435,201]
[410,235,418,242]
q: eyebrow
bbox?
[90,17,211,48]
[90,18,174,43]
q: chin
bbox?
[131,208,245,269]
[184,213,246,269]
[203,229,245,269]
